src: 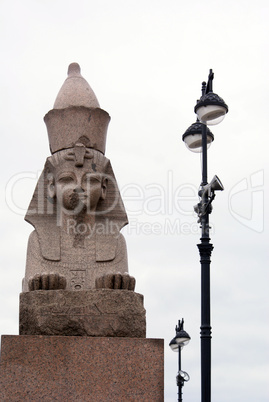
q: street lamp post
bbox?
[169,319,191,402]
[182,70,228,402]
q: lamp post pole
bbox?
[182,69,228,402]
[177,340,183,402]
[199,118,213,402]
[198,79,213,402]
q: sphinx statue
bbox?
[20,63,145,337]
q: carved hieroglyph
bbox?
[20,63,145,337]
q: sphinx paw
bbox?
[28,272,67,291]
[95,272,136,291]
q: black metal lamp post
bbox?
[169,319,191,402]
[182,70,228,402]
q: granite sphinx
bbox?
[19,63,145,337]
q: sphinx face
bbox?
[51,159,107,215]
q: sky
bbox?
[0,0,269,400]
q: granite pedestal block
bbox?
[19,289,146,337]
[0,335,164,401]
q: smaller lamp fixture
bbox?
[170,319,190,400]
[182,120,214,153]
[169,319,191,351]
[177,370,190,385]
[194,69,228,126]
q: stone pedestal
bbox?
[0,335,164,401]
[19,289,146,337]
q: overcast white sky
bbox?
[1,0,269,400]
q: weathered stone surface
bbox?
[0,336,164,401]
[19,289,146,337]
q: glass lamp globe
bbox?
[194,92,228,126]
[182,122,214,153]
[196,105,227,125]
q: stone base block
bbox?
[0,335,164,401]
[19,289,146,337]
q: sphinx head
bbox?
[47,144,108,217]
